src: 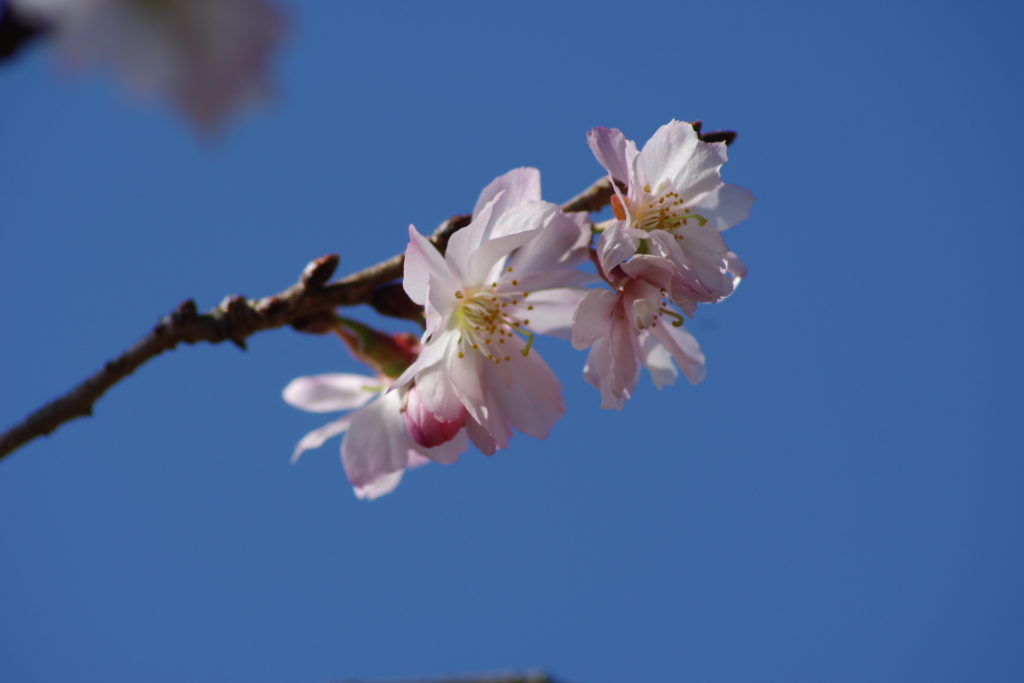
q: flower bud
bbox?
[402,385,465,449]
[334,318,420,380]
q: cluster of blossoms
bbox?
[285,121,754,499]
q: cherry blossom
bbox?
[588,120,753,307]
[283,372,466,500]
[395,167,591,454]
[572,255,705,410]
[11,0,283,129]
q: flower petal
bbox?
[417,428,468,465]
[465,416,497,456]
[726,250,748,287]
[572,289,617,350]
[637,120,726,197]
[341,392,411,488]
[354,470,404,500]
[468,224,542,286]
[597,222,640,273]
[291,416,352,463]
[640,333,678,389]
[472,167,541,217]
[514,287,588,340]
[587,126,632,183]
[650,322,706,385]
[391,327,456,390]
[444,191,501,279]
[404,224,456,305]
[583,338,627,410]
[487,342,564,440]
[649,228,733,302]
[506,207,590,276]
[414,355,467,424]
[282,373,378,413]
[688,182,755,232]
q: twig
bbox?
[0,178,614,461]
[336,673,557,683]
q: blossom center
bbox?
[452,278,534,364]
[625,187,708,234]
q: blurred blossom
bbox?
[12,0,283,129]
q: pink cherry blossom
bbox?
[572,255,705,410]
[395,167,592,454]
[283,373,466,500]
[12,0,283,129]
[588,120,753,306]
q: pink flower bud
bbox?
[403,386,465,449]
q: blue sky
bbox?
[2,1,1022,681]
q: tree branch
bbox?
[337,673,557,683]
[0,178,614,461]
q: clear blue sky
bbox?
[2,1,1022,681]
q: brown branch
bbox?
[0,178,614,461]
[337,673,557,683]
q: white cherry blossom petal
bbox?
[583,339,628,411]
[444,191,501,276]
[650,322,706,385]
[341,390,411,488]
[282,373,378,413]
[513,288,587,340]
[641,334,679,389]
[406,452,432,468]
[507,209,590,276]
[290,416,352,463]
[597,223,641,273]
[637,120,726,197]
[687,183,755,232]
[648,228,733,301]
[488,336,564,439]
[391,328,456,390]
[726,251,748,286]
[404,224,457,305]
[465,417,498,456]
[587,126,632,183]
[572,289,617,350]
[354,470,404,501]
[472,167,541,217]
[467,226,542,286]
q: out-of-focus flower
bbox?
[12,0,283,129]
[572,255,705,410]
[588,120,753,306]
[395,167,592,454]
[283,372,466,500]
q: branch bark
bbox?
[0,178,615,461]
[337,673,557,683]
